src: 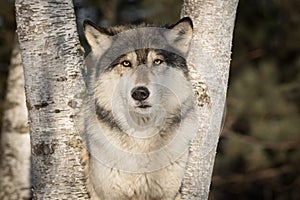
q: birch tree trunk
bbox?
[180,0,239,199]
[0,41,31,200]
[15,0,88,198]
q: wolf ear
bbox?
[164,17,193,55]
[83,20,112,54]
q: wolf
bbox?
[79,17,199,200]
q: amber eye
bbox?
[153,59,163,65]
[121,60,131,67]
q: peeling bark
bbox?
[0,41,31,200]
[15,0,88,199]
[180,0,239,199]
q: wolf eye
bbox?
[121,60,131,67]
[153,59,163,65]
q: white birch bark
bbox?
[180,0,239,199]
[15,0,88,198]
[0,41,31,200]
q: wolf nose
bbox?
[131,86,150,101]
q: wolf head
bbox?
[83,18,195,137]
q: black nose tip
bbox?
[131,86,150,101]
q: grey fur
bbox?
[79,17,198,200]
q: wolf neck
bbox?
[95,104,185,153]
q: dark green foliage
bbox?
[0,0,15,133]
[211,0,300,199]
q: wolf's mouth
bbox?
[137,104,151,109]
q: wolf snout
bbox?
[131,86,150,101]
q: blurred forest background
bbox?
[0,0,299,199]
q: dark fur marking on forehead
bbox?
[135,49,149,65]
[100,48,190,78]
